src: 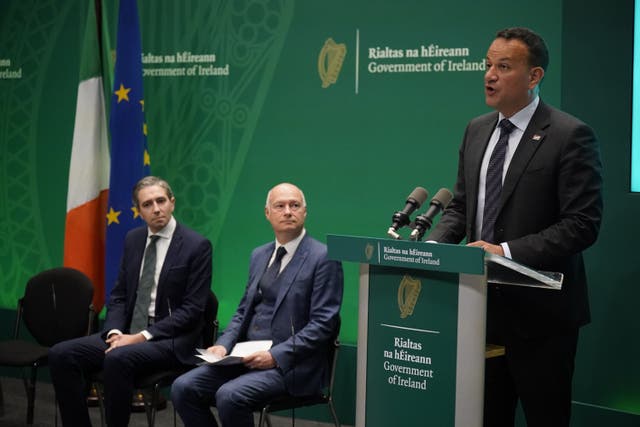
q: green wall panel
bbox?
[1,0,638,424]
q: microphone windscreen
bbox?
[433,188,453,208]
[408,186,429,207]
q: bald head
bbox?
[265,183,307,243]
[265,183,306,210]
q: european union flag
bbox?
[105,0,150,302]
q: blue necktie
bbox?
[481,119,516,243]
[130,235,159,333]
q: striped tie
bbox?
[481,119,516,243]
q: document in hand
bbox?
[195,340,273,365]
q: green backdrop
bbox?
[1,0,637,424]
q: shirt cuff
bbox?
[107,329,123,338]
[500,242,512,259]
[140,330,153,340]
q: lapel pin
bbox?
[532,134,542,141]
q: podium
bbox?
[327,234,561,427]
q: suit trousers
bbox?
[49,333,180,427]
[483,328,579,427]
[171,363,287,427]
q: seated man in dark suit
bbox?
[171,182,343,427]
[49,176,212,426]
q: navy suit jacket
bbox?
[102,222,212,364]
[428,101,603,338]
[216,234,343,396]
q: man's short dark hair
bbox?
[132,176,174,207]
[496,27,549,72]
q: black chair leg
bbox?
[173,403,177,427]
[328,400,340,427]
[94,383,106,427]
[25,366,38,425]
[0,378,4,417]
[258,407,275,427]
[53,394,59,427]
[144,387,156,427]
[258,407,267,427]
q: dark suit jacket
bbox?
[102,222,212,364]
[428,101,603,339]
[216,234,343,396]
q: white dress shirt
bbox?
[475,97,539,258]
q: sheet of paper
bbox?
[195,340,273,365]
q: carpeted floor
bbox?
[0,375,345,427]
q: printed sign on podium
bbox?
[327,234,560,427]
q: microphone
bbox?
[387,187,428,239]
[410,188,453,241]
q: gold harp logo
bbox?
[318,38,347,88]
[364,243,374,261]
[398,275,422,319]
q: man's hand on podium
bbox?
[467,240,505,256]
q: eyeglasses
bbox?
[270,201,303,212]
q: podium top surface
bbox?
[327,234,563,289]
[327,234,485,275]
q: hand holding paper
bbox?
[195,340,273,366]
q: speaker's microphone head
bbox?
[432,188,453,208]
[408,186,429,208]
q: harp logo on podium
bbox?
[318,38,347,88]
[364,243,374,261]
[398,275,422,319]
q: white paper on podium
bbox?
[195,340,273,365]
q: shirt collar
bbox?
[148,216,176,240]
[498,95,539,132]
[275,228,306,257]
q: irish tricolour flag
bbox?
[63,1,110,312]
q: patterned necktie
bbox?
[130,235,160,333]
[481,119,516,243]
[257,246,287,300]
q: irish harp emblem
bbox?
[318,38,347,88]
[398,275,421,319]
[364,243,374,261]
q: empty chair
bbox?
[0,267,94,425]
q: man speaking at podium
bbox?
[426,28,603,426]
[171,182,343,427]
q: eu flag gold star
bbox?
[143,149,151,166]
[131,205,140,219]
[114,83,131,103]
[106,207,122,225]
